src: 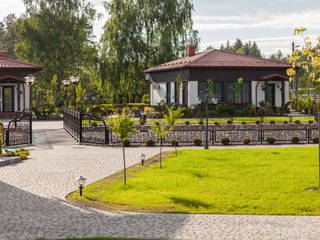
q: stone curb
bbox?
[0,156,21,167]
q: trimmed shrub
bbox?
[255,120,261,124]
[257,108,266,116]
[283,120,288,124]
[171,140,179,147]
[185,121,190,126]
[91,122,97,126]
[241,122,246,125]
[291,136,299,144]
[266,137,276,144]
[146,139,155,147]
[242,137,250,145]
[221,138,230,145]
[214,122,219,125]
[227,120,233,124]
[269,120,275,124]
[193,138,202,146]
[199,120,204,125]
[312,137,319,143]
[295,120,301,124]
[123,139,131,147]
[309,120,314,124]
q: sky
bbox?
[1,0,320,56]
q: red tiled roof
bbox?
[259,73,289,80]
[0,57,43,70]
[144,49,292,73]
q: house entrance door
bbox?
[267,84,275,106]
[2,86,14,112]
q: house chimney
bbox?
[187,44,195,57]
[0,50,9,58]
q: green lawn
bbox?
[68,147,320,215]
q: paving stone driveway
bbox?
[0,121,320,240]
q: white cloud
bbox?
[194,9,320,31]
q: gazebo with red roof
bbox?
[0,50,42,118]
[144,45,291,108]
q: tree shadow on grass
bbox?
[169,196,212,209]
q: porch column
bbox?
[17,82,21,111]
[265,80,268,102]
[281,80,285,106]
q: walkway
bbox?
[0,121,319,240]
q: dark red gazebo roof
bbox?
[145,49,292,73]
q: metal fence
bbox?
[2,113,32,147]
[63,108,109,144]
[63,108,319,146]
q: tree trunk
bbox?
[160,139,162,169]
[122,144,127,186]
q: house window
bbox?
[226,81,250,105]
[166,82,171,104]
[198,81,223,101]
[174,82,178,103]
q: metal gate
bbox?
[4,113,32,146]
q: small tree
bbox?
[164,107,183,156]
[108,109,138,185]
[149,123,170,169]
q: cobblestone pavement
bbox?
[0,121,320,240]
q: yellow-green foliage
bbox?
[5,148,29,160]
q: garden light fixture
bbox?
[25,74,35,86]
[141,153,146,166]
[69,75,80,111]
[76,176,86,196]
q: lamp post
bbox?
[76,176,86,196]
[141,153,146,166]
[24,74,36,112]
[198,91,218,150]
[62,79,71,108]
[69,75,80,111]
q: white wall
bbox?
[251,81,265,107]
[151,82,166,105]
[188,81,198,107]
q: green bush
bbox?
[283,120,288,124]
[91,122,97,126]
[242,137,250,145]
[269,120,275,124]
[141,94,150,104]
[291,136,299,144]
[182,107,193,118]
[312,137,319,143]
[199,119,204,125]
[171,140,179,147]
[221,138,230,145]
[257,108,266,116]
[266,137,276,144]
[309,120,314,124]
[295,120,301,124]
[255,120,261,124]
[123,139,131,147]
[146,139,155,147]
[4,148,29,160]
[227,120,232,124]
[216,102,234,116]
[193,138,202,146]
[185,121,190,125]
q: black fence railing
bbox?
[2,113,32,147]
[63,108,109,144]
[63,108,319,146]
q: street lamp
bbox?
[69,75,80,111]
[62,79,71,108]
[198,91,218,150]
[24,74,36,112]
[76,176,86,196]
[141,153,146,166]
